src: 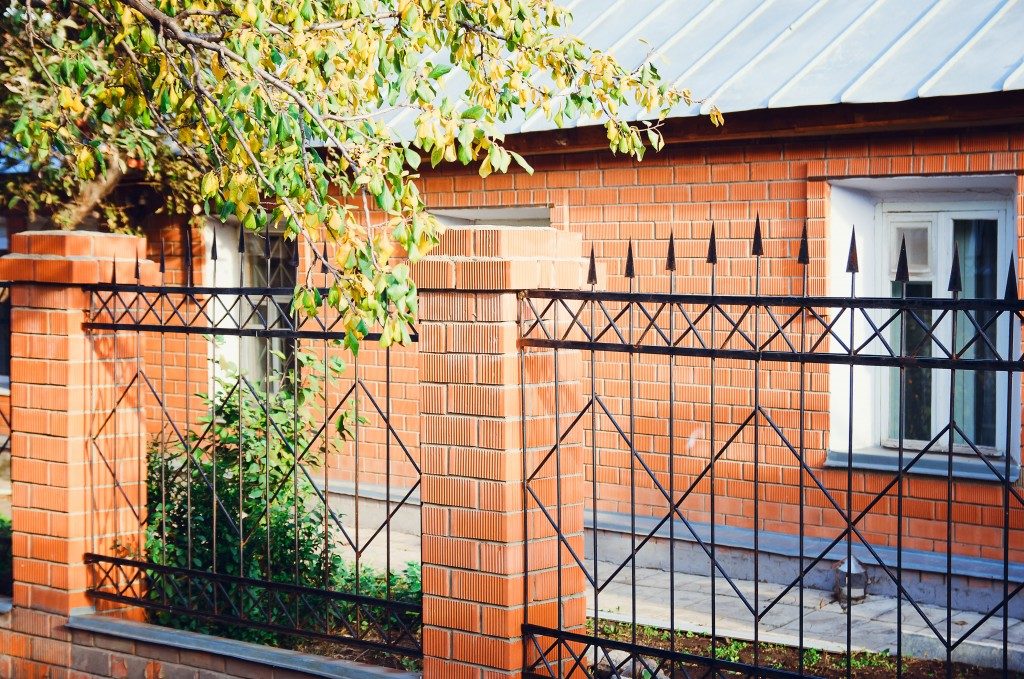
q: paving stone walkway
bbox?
[587,559,1024,670]
[348,507,1022,671]
[359,531,1023,670]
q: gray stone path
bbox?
[588,560,1024,670]
[360,531,1023,670]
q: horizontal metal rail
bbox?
[85,553,422,657]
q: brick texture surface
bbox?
[2,232,153,678]
[417,127,1024,562]
[418,227,588,678]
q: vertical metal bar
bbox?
[946,247,961,679]
[626,242,638,669]
[385,345,392,604]
[211,235,219,614]
[135,257,144,569]
[896,238,909,679]
[752,216,763,669]
[587,250,599,675]
[159,241,169,609]
[667,235,677,670]
[797,223,809,677]
[112,263,121,566]
[845,229,858,679]
[553,285,563,678]
[1002,257,1016,679]
[237,232,246,611]
[354,348,361,604]
[264,229,272,581]
[708,223,719,665]
[184,227,194,608]
[322,307,331,596]
[292,268,300,592]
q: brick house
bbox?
[404,0,1024,614]
[2,1,1024,677]
[96,0,1020,624]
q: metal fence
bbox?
[81,232,421,660]
[519,221,1023,678]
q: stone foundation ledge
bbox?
[66,613,420,679]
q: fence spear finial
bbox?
[320,242,330,275]
[625,241,635,280]
[752,213,764,257]
[797,220,809,266]
[134,253,141,282]
[707,222,718,265]
[587,246,597,286]
[290,239,300,269]
[1005,256,1018,301]
[666,232,676,272]
[158,238,166,275]
[845,227,859,274]
[894,235,909,284]
[210,231,218,262]
[948,242,962,294]
[237,224,246,254]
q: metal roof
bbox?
[392,0,1024,136]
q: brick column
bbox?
[416,227,588,679]
[0,231,156,677]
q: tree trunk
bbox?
[52,150,124,230]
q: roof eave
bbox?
[503,90,1024,157]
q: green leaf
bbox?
[510,151,534,175]
[428,63,452,79]
[460,105,486,120]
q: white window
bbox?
[827,176,1020,480]
[205,220,297,382]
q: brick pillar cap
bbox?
[0,230,157,285]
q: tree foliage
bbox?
[0,0,720,348]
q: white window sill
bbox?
[826,447,1020,483]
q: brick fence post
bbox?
[416,227,588,679]
[0,231,155,677]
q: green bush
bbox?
[0,515,11,597]
[145,351,420,647]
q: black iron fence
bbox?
[519,221,1024,678]
[82,233,421,660]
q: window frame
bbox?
[825,186,1021,481]
[875,202,1012,459]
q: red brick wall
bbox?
[418,126,1024,562]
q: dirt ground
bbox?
[581,619,1022,678]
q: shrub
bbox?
[145,351,420,647]
[0,515,10,597]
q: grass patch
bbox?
[582,619,1016,678]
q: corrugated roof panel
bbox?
[768,0,937,109]
[919,0,1024,97]
[608,0,787,124]
[383,0,1024,138]
[842,0,1006,103]
[665,0,816,106]
[703,0,874,114]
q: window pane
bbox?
[241,234,298,381]
[889,281,933,442]
[954,219,998,449]
[892,224,930,276]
